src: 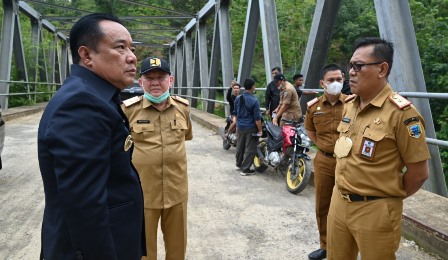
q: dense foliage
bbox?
[1,0,447,181]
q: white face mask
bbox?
[324,81,343,95]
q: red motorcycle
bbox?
[253,119,312,194]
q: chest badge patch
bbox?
[124,135,134,151]
[407,123,422,138]
[334,136,353,158]
[359,137,376,160]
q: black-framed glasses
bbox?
[347,62,383,72]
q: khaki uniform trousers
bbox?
[327,187,402,260]
[143,201,188,260]
[313,151,336,249]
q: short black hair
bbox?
[69,13,123,64]
[353,37,394,76]
[320,64,342,80]
[243,78,255,90]
[293,74,303,81]
[271,67,282,73]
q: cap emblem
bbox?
[150,58,161,67]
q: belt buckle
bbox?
[338,190,352,202]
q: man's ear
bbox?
[379,62,389,78]
[169,75,175,88]
[78,46,93,67]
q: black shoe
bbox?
[240,169,255,176]
[308,248,326,260]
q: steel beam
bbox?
[0,0,17,109]
[237,0,259,85]
[300,0,342,114]
[12,10,30,98]
[374,0,447,196]
[196,20,210,110]
[259,0,282,84]
[208,10,221,114]
[218,0,234,117]
[184,30,194,99]
[175,40,184,96]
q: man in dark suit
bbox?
[37,13,145,260]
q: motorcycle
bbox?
[221,116,237,150]
[253,118,312,194]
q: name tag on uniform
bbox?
[342,117,351,123]
[359,137,376,160]
[137,120,150,124]
[313,112,324,116]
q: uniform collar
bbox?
[322,92,346,104]
[369,83,393,108]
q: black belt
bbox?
[338,190,384,202]
[319,149,335,158]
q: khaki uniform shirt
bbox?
[305,93,347,154]
[279,81,302,120]
[122,96,193,209]
[335,84,430,197]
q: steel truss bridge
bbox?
[0,0,447,196]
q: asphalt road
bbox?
[0,112,441,259]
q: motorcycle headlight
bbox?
[300,134,311,147]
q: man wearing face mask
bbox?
[304,64,346,260]
[121,57,193,260]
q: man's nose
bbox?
[128,50,137,63]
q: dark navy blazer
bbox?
[38,64,144,260]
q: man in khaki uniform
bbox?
[305,64,347,260]
[272,74,302,126]
[122,57,193,260]
[327,37,430,259]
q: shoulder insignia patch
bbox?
[122,96,142,107]
[344,94,357,103]
[307,98,319,108]
[172,95,189,106]
[407,122,423,138]
[389,93,412,109]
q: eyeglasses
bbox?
[347,62,383,72]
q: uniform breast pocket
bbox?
[170,119,188,140]
[358,127,386,160]
[314,113,332,132]
[131,124,155,141]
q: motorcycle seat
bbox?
[266,122,283,141]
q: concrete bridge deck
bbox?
[0,103,446,259]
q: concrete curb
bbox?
[2,103,48,122]
[402,189,448,259]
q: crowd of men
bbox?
[37,12,430,260]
